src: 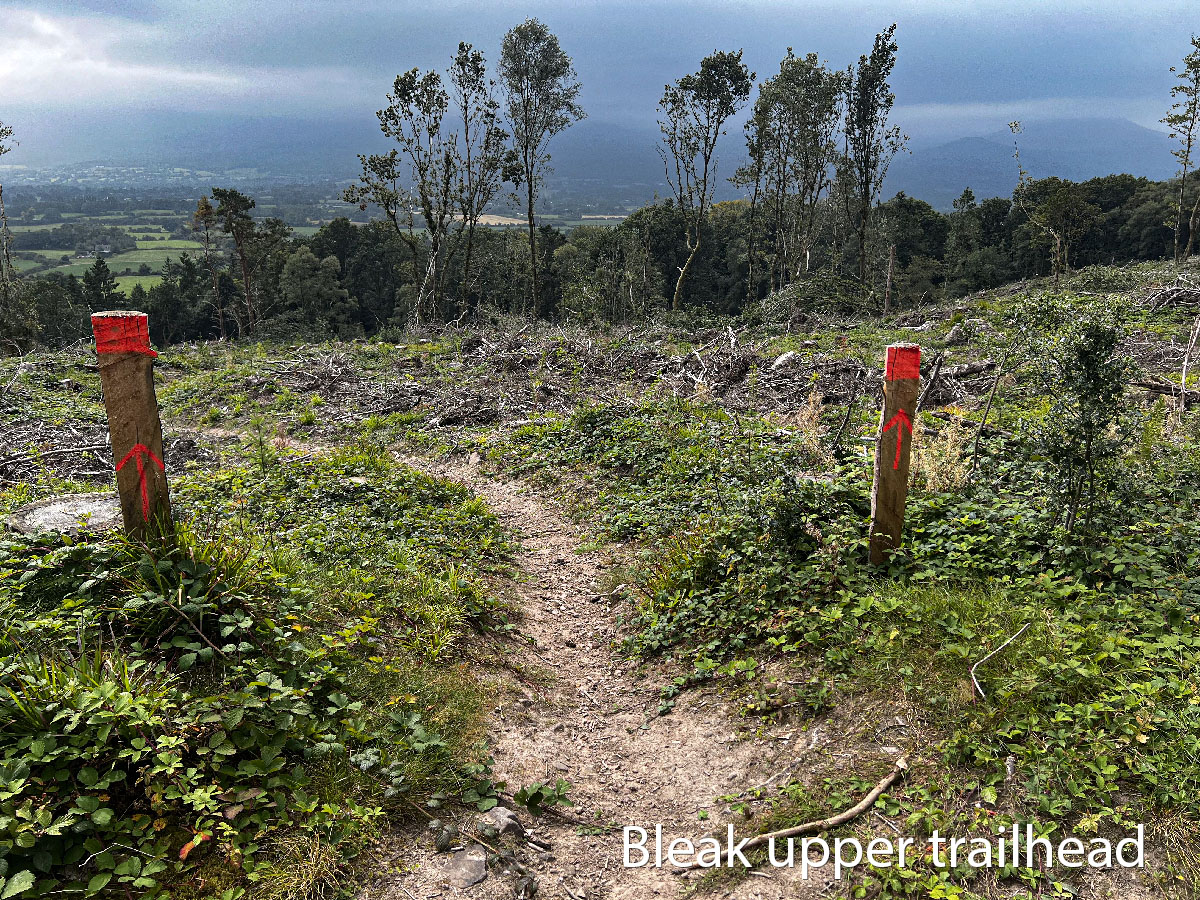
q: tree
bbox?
[211,187,259,336]
[373,65,459,322]
[249,217,295,322]
[1015,176,1100,279]
[337,220,412,332]
[556,224,665,322]
[945,188,981,293]
[192,196,228,339]
[1017,297,1132,531]
[1163,35,1200,261]
[25,274,90,347]
[734,107,769,306]
[845,24,907,288]
[739,51,844,296]
[0,120,35,351]
[343,150,424,291]
[658,50,753,309]
[280,246,354,334]
[0,119,15,287]
[140,255,211,344]
[499,18,585,317]
[451,42,509,315]
[82,257,121,310]
[346,44,507,323]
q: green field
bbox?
[115,274,163,295]
[104,248,195,273]
[45,261,99,277]
[10,211,302,286]
[134,239,202,249]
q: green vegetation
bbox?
[459,282,1199,895]
[4,257,1200,897]
[0,435,512,898]
[2,32,1200,899]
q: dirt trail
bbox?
[367,455,834,900]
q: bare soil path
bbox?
[365,453,834,900]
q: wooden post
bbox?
[91,311,172,542]
[869,343,920,565]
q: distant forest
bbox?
[2,25,1199,346]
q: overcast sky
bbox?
[0,0,1193,166]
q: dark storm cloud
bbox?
[1,0,1191,161]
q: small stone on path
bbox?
[482,805,525,837]
[443,844,488,887]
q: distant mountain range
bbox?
[537,116,1180,210]
[883,118,1178,209]
[4,113,1179,212]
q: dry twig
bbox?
[685,757,908,868]
[969,623,1030,700]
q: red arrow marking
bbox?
[116,443,165,519]
[883,409,913,470]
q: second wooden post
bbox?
[92,311,173,542]
[869,343,920,565]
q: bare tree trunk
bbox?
[1186,189,1200,259]
[673,231,701,311]
[1181,311,1200,411]
[418,240,439,323]
[233,243,253,338]
[525,178,540,317]
[1176,167,1189,264]
[0,184,13,288]
[208,265,226,340]
[462,225,477,316]
[745,179,760,309]
[883,243,896,314]
[857,202,870,288]
[199,229,226,340]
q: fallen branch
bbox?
[916,354,944,413]
[831,366,865,448]
[1179,311,1200,411]
[2,359,27,399]
[926,409,1011,438]
[969,623,1030,700]
[0,443,110,470]
[1130,379,1200,402]
[969,347,1011,471]
[687,757,908,867]
[941,359,995,379]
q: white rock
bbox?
[771,351,798,370]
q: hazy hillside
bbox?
[885,117,1177,208]
[6,113,1178,212]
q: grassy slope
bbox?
[0,360,514,898]
[3,259,1200,898]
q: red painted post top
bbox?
[885,344,920,381]
[92,311,157,357]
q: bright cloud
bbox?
[0,8,374,113]
[0,11,241,105]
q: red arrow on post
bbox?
[883,408,913,469]
[869,343,921,565]
[116,442,165,520]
